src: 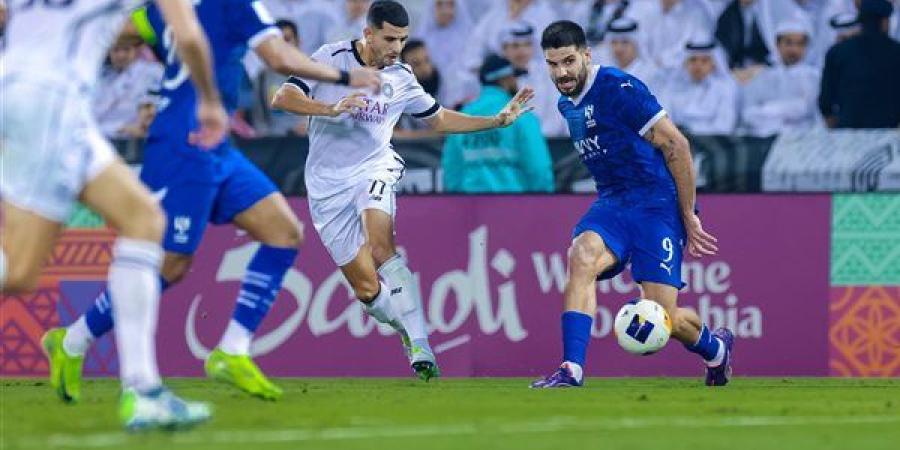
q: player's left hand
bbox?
[190,98,229,149]
[495,87,535,127]
[684,213,718,258]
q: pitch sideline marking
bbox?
[22,415,900,449]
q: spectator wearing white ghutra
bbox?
[740,18,822,137]
[656,38,739,135]
[605,17,662,91]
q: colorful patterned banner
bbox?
[1,195,833,378]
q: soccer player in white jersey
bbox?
[1,0,227,430]
[272,0,534,380]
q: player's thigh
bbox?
[80,158,164,242]
[308,187,367,270]
[628,207,686,290]
[362,208,396,266]
[570,200,629,278]
[0,201,64,291]
[232,192,304,248]
[568,230,618,277]
[358,168,402,266]
[1,82,98,224]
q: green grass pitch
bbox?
[2,378,899,450]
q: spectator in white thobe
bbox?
[740,19,822,137]
[93,39,163,139]
[629,0,711,70]
[656,38,739,135]
[262,0,339,55]
[605,17,662,90]
[500,21,570,137]
[460,0,558,74]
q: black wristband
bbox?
[337,70,351,86]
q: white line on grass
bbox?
[23,415,900,449]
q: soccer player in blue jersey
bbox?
[43,0,381,402]
[530,21,734,388]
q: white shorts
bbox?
[309,163,403,266]
[0,77,115,222]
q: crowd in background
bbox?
[4,0,897,140]
[1,0,898,192]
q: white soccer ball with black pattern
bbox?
[613,299,672,355]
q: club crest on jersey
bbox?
[584,105,596,128]
[382,82,394,98]
[173,216,191,244]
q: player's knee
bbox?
[2,264,41,293]
[117,194,165,242]
[350,274,381,302]
[568,238,610,278]
[259,213,304,249]
[161,253,193,285]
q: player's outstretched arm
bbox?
[255,37,381,91]
[426,88,534,134]
[644,116,718,258]
[271,84,367,117]
[153,0,227,148]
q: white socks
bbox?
[377,255,428,342]
[363,281,403,332]
[218,319,254,356]
[109,238,163,392]
[561,361,584,382]
[63,316,93,357]
[705,338,727,367]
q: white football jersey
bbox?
[0,0,144,89]
[284,40,442,199]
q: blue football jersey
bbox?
[138,0,278,145]
[559,66,675,204]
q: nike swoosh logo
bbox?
[152,187,168,202]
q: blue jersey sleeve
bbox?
[227,0,281,49]
[613,75,665,136]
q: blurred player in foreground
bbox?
[46,0,382,404]
[530,21,734,388]
[272,0,533,381]
[1,0,227,429]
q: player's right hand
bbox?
[349,67,382,92]
[190,98,229,149]
[329,92,367,117]
[684,213,718,258]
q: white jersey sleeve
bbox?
[396,65,442,120]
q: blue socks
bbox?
[229,244,297,333]
[84,276,169,338]
[684,324,721,361]
[561,311,593,367]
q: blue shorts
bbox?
[139,137,277,254]
[572,198,686,289]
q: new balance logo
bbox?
[390,287,402,295]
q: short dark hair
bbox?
[401,39,426,61]
[541,20,587,50]
[367,0,409,29]
[275,19,298,38]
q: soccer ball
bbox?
[613,299,672,355]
